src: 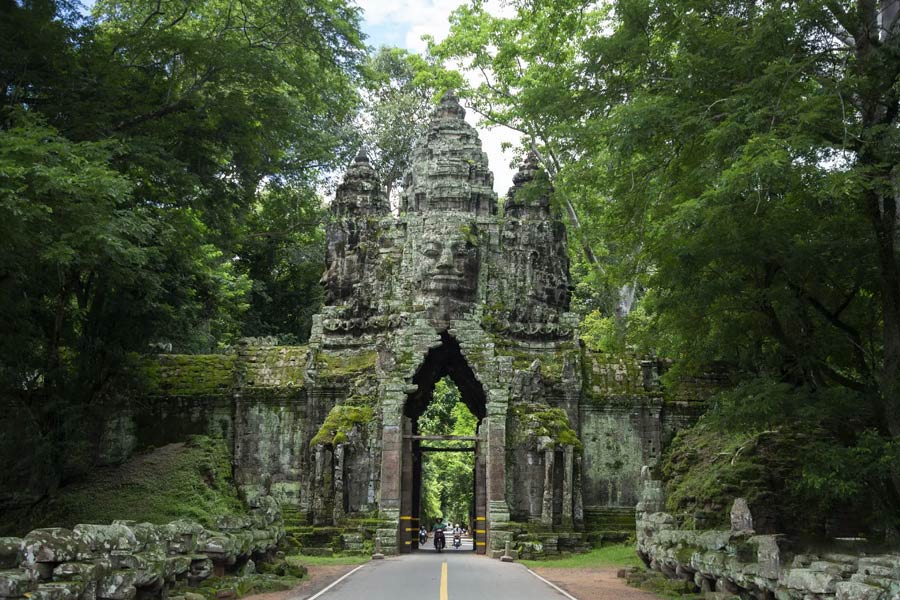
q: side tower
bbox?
[304,92,585,556]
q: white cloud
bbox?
[353,0,522,195]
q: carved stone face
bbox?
[420,234,478,300]
[412,222,480,321]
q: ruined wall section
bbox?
[99,345,311,507]
[636,475,900,600]
[0,500,284,600]
[579,353,721,539]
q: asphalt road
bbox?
[310,542,574,600]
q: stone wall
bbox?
[98,344,309,506]
[579,355,715,539]
[0,499,283,600]
[636,474,900,600]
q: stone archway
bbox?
[399,332,488,554]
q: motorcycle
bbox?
[419,530,428,546]
[434,530,445,553]
[452,534,461,550]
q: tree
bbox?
[0,0,366,497]
[357,47,438,200]
[433,0,900,512]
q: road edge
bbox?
[305,564,368,600]
[523,566,580,600]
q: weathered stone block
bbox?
[96,571,137,600]
[835,581,886,600]
[22,530,84,565]
[72,525,138,557]
[780,568,839,594]
[52,562,99,582]
[0,569,37,597]
[29,582,84,600]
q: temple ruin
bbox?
[98,92,717,557]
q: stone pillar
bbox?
[485,393,510,529]
[474,437,487,555]
[573,453,584,529]
[332,444,345,524]
[379,424,402,516]
[561,446,574,529]
[399,416,413,553]
[541,448,555,527]
[378,385,405,521]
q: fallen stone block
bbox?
[22,529,84,564]
[0,569,37,597]
[835,581,886,600]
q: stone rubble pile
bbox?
[0,498,283,600]
[636,470,900,600]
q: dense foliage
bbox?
[432,0,900,534]
[418,379,478,528]
[0,0,364,499]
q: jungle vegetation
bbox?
[3,0,900,535]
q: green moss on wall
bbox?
[494,342,577,382]
[1,436,245,535]
[660,420,823,533]
[310,405,374,448]
[512,403,582,450]
[138,354,237,396]
[315,350,377,379]
[243,346,308,389]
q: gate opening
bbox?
[400,333,487,554]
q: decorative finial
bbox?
[435,89,465,120]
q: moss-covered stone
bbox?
[138,355,237,396]
[512,403,582,450]
[310,405,374,448]
[659,420,828,535]
[315,350,377,379]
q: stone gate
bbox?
[99,93,721,559]
[298,92,704,555]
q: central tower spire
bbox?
[399,91,497,216]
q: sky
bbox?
[354,0,522,195]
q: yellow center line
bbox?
[439,561,448,600]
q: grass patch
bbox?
[520,543,642,568]
[1,436,245,535]
[286,554,371,567]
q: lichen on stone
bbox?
[512,403,582,451]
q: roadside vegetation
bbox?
[519,543,642,569]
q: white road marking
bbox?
[306,563,368,600]
[523,567,580,600]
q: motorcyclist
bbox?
[432,520,446,552]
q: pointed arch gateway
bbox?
[399,332,488,554]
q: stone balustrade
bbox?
[636,472,900,599]
[0,498,283,600]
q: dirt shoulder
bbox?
[242,564,359,600]
[530,566,664,600]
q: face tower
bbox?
[306,92,583,555]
